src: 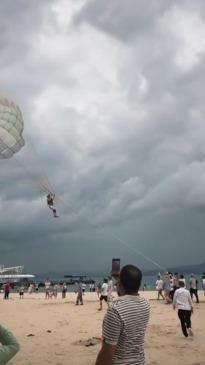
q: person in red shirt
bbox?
[3,283,11,300]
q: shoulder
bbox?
[111,295,150,312]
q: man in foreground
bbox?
[95,265,150,365]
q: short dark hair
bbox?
[120,265,142,293]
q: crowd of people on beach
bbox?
[0,269,205,364]
[154,271,205,340]
[155,272,205,303]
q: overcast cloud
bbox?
[1,0,205,274]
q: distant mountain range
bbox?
[37,262,205,278]
[143,262,205,276]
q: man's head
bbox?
[179,280,185,287]
[118,265,142,295]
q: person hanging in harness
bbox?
[47,193,58,218]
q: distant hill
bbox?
[143,262,205,276]
[37,262,205,278]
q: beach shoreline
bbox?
[1,291,205,364]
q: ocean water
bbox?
[24,274,204,293]
[2,273,204,294]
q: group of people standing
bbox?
[156,272,200,303]
[44,280,68,299]
[155,271,203,339]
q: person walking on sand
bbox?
[82,283,86,295]
[53,283,58,298]
[97,282,102,298]
[19,285,24,299]
[108,277,114,304]
[163,273,172,303]
[44,279,51,299]
[95,265,150,365]
[0,324,20,364]
[76,282,83,305]
[62,282,67,299]
[3,283,11,300]
[98,278,109,311]
[179,274,186,288]
[173,280,194,338]
[189,274,199,303]
[156,275,165,300]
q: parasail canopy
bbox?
[0,95,25,159]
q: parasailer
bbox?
[0,96,25,158]
[47,193,59,218]
[0,95,59,218]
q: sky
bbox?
[1,0,205,275]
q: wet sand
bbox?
[1,291,205,365]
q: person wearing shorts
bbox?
[99,278,109,310]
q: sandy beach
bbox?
[1,291,205,365]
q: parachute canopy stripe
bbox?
[0,96,25,158]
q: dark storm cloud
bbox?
[0,0,205,272]
[73,0,174,41]
[74,0,205,42]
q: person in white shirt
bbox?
[44,279,51,299]
[82,283,86,295]
[98,278,109,311]
[173,280,193,337]
[189,274,199,303]
[179,274,186,288]
[108,278,114,303]
[156,275,165,300]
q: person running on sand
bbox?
[156,275,165,300]
[173,280,194,338]
[98,278,109,311]
[0,324,20,365]
[95,265,150,365]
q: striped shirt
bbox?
[103,295,150,365]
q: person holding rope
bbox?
[47,193,58,218]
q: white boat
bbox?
[0,265,35,283]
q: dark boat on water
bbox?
[63,275,95,285]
